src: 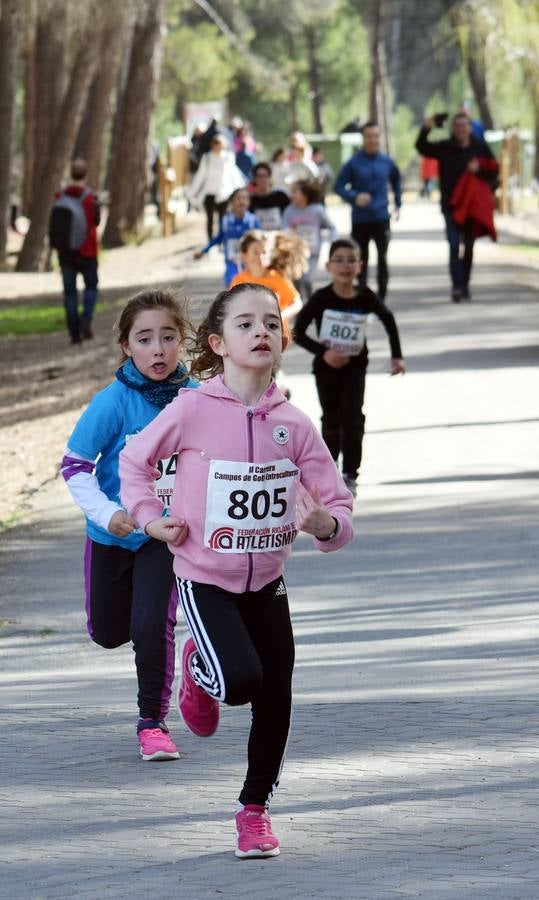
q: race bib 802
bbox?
[204,458,299,553]
[319,309,367,356]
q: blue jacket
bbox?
[202,210,260,285]
[67,360,198,550]
[335,150,401,224]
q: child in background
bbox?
[270,148,291,195]
[193,188,260,286]
[311,147,335,202]
[61,290,198,761]
[249,163,290,231]
[230,230,305,336]
[282,180,337,300]
[119,282,354,859]
[294,238,405,497]
[187,134,246,240]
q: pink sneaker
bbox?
[137,720,180,761]
[176,633,219,737]
[235,805,280,858]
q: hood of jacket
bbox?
[191,374,287,417]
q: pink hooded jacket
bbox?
[119,375,353,593]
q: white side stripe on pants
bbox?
[176,578,227,701]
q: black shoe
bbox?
[70,335,82,345]
[461,286,471,301]
[81,320,94,340]
[451,289,462,303]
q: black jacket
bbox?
[294,284,402,372]
[415,126,496,211]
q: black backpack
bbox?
[49,188,91,253]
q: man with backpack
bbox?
[49,159,100,344]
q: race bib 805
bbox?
[204,458,299,553]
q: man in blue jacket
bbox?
[335,122,401,302]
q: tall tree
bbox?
[102,0,164,248]
[31,1,68,200]
[447,1,495,128]
[21,15,37,216]
[285,32,300,134]
[366,0,391,151]
[498,0,539,177]
[0,0,18,264]
[304,25,323,133]
[16,13,100,271]
[74,6,129,189]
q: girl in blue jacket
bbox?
[61,289,197,762]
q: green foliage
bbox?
[153,95,184,148]
[312,7,369,133]
[391,104,417,172]
[227,1,370,151]
[0,303,96,337]
[160,20,240,120]
[155,0,538,168]
[434,0,538,132]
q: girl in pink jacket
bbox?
[119,282,353,859]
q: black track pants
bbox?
[177,575,295,807]
[352,219,390,301]
[314,356,367,478]
[84,538,177,720]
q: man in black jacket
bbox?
[415,113,496,302]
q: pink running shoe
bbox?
[176,633,219,737]
[137,720,180,761]
[235,805,280,858]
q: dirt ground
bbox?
[0,216,208,527]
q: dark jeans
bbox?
[442,211,475,291]
[60,254,98,342]
[177,575,294,808]
[84,538,177,720]
[203,194,228,241]
[352,219,390,301]
[314,356,367,478]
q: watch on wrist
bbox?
[318,517,338,542]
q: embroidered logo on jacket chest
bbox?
[273,425,290,445]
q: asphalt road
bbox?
[1,200,539,899]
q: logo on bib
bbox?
[208,527,234,550]
[273,425,289,445]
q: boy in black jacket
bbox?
[294,238,405,497]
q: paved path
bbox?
[1,201,539,899]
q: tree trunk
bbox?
[368,0,382,124]
[305,26,323,134]
[22,22,37,217]
[16,31,99,271]
[285,32,299,134]
[448,4,494,131]
[0,0,17,264]
[465,30,494,130]
[102,0,164,248]
[104,16,136,193]
[32,4,67,198]
[74,10,126,189]
[523,61,539,180]
[367,0,390,152]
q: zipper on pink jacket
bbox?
[245,408,254,592]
